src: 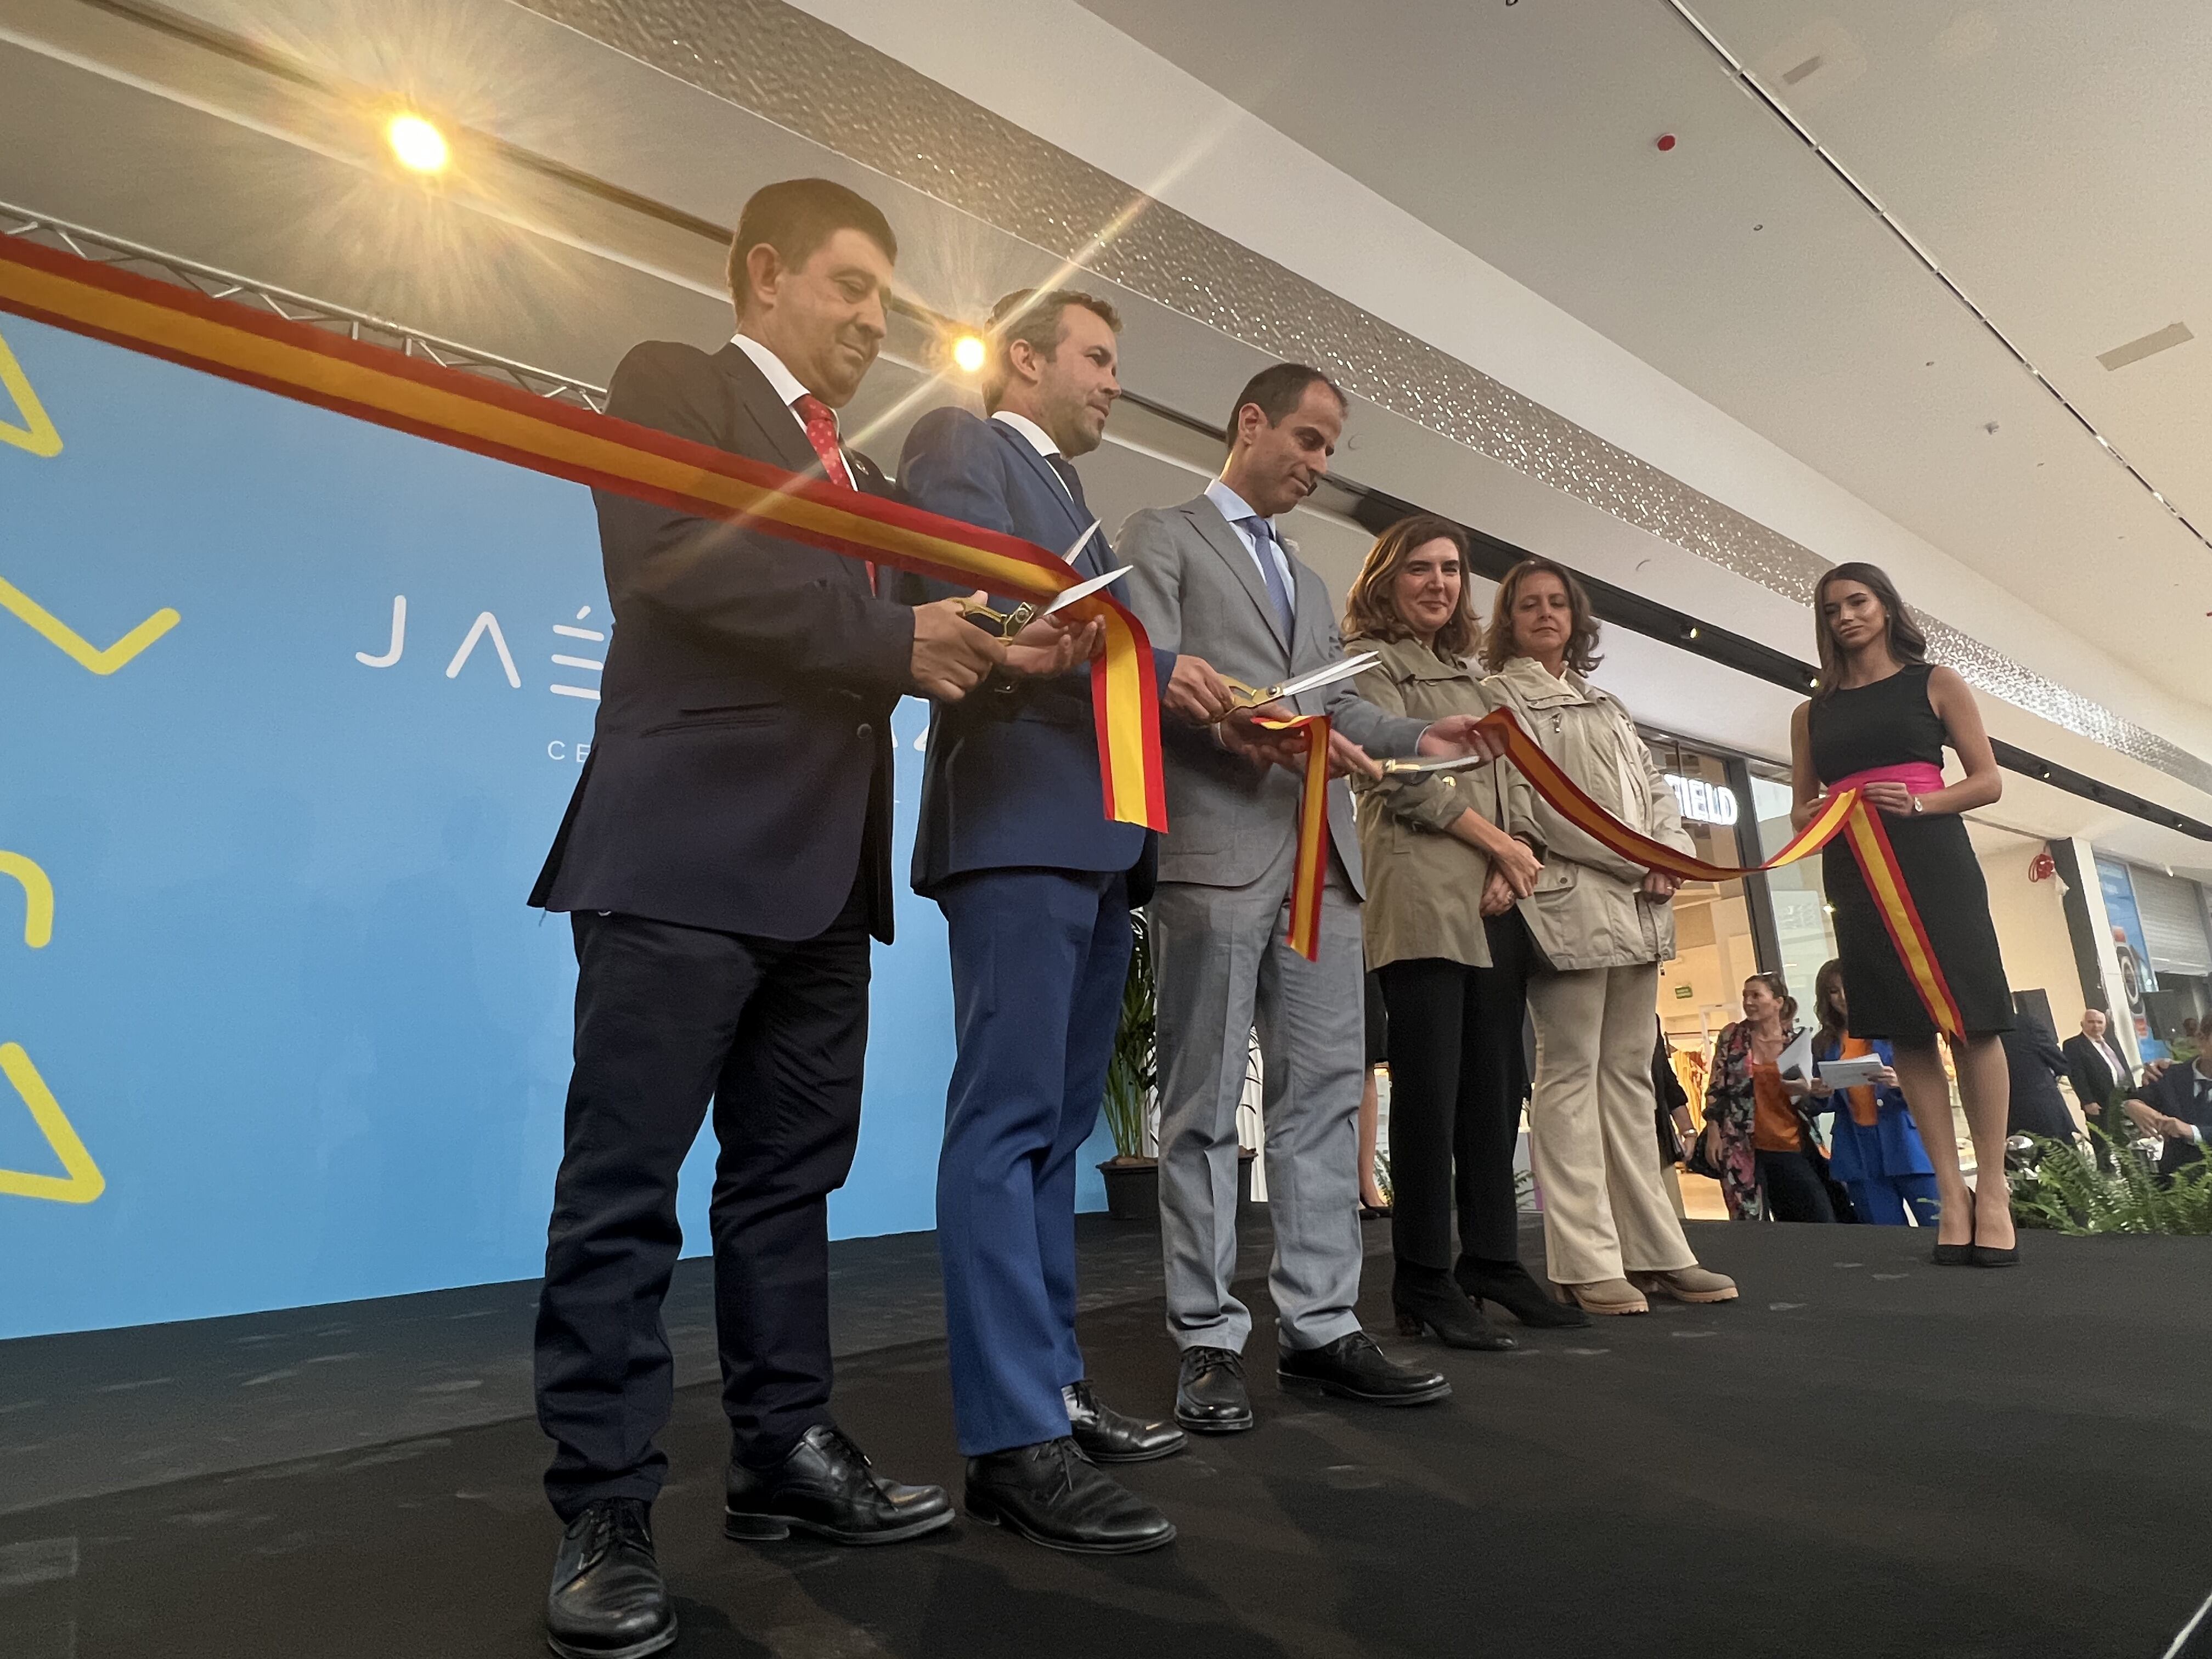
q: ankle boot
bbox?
[1456,1256,1590,1329]
[1391,1265,1515,1351]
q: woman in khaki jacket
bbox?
[1482,558,1739,1316]
[1345,517,1582,1347]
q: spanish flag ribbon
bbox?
[1255,712,1333,960]
[0,234,1167,830]
[1471,707,1964,1037]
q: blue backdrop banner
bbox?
[0,315,1114,1341]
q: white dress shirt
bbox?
[2091,1036,2128,1080]
[729,331,831,445]
[991,409,1064,472]
[1203,477,1299,604]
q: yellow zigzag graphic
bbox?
[0,850,53,948]
[0,1043,105,1204]
[0,325,62,457]
[0,574,179,674]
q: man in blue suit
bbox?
[896,288,1238,1554]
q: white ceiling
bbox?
[1070,0,2212,707]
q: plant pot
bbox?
[1098,1150,1261,1224]
[1099,1155,1160,1223]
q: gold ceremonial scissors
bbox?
[1214,651,1381,722]
[954,524,1114,637]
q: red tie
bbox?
[793,392,871,592]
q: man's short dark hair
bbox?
[1226,362,1346,446]
[725,178,898,308]
[981,287,1122,408]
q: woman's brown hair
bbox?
[1341,515,1481,658]
[1813,958,1848,1051]
[1742,970,1798,1028]
[1480,557,1603,675]
[1812,561,1927,703]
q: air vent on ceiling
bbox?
[2097,322,2194,371]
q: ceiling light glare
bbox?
[386,113,450,174]
[950,333,988,374]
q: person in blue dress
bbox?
[1806,958,1940,1226]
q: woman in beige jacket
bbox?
[1345,517,1582,1346]
[1482,558,1738,1316]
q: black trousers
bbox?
[1376,916,1533,1272]
[1754,1148,1837,1223]
[534,883,871,1521]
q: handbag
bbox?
[1681,1119,1726,1181]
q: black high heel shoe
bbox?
[1456,1256,1590,1329]
[1970,1192,2020,1268]
[1932,1187,1974,1266]
[1392,1267,1515,1351]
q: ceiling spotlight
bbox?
[950,332,987,374]
[385,112,450,174]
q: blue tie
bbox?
[1239,516,1296,637]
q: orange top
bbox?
[1751,1062,1803,1153]
[1838,1035,1881,1126]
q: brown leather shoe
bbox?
[1562,1278,1648,1316]
[1629,1266,1739,1304]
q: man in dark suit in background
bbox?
[528,178,1039,1658]
[2124,1050,2212,1176]
[894,288,1238,1553]
[2062,1007,2137,1121]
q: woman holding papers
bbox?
[1483,559,1738,1316]
[1699,974,1836,1223]
[1807,960,1940,1227]
[1346,518,1576,1345]
[1790,563,2016,1267]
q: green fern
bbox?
[2010,1123,2212,1236]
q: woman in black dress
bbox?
[1787,563,2017,1266]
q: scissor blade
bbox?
[1378,753,1489,776]
[1057,519,1103,565]
[1267,651,1380,703]
[1042,562,1128,615]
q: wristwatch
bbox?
[1911,795,1925,815]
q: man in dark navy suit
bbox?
[2124,1050,2212,1177]
[527,182,1077,1658]
[895,289,1238,1554]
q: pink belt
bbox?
[1828,762,1943,795]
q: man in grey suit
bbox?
[1116,363,1498,1431]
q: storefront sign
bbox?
[1664,772,1740,828]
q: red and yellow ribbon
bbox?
[1470,707,1965,1036]
[0,234,1167,830]
[1256,712,1333,960]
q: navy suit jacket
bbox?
[530,340,914,943]
[893,408,1173,903]
[2136,1061,2212,1175]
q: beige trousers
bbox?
[1525,962,1698,1285]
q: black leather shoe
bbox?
[545,1498,676,1659]
[1278,1331,1452,1406]
[1393,1266,1515,1351]
[1064,1379,1186,1463]
[725,1424,953,1545]
[1458,1256,1591,1329]
[965,1437,1176,1555]
[1173,1345,1254,1434]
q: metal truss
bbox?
[0,200,608,413]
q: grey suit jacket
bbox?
[1116,492,1429,894]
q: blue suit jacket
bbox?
[894,408,1173,902]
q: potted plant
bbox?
[1099,912,1161,1221]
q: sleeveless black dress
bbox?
[1807,664,2013,1040]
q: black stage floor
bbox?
[4,1216,2209,1658]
